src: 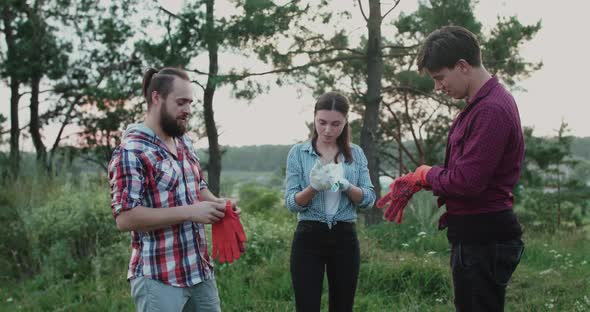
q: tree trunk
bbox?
[30,74,48,170]
[397,124,402,175]
[9,79,20,177]
[23,3,49,172]
[362,0,384,226]
[556,170,561,228]
[203,0,221,196]
[48,99,77,171]
[3,6,21,177]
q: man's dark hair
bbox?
[142,67,190,108]
[417,25,482,73]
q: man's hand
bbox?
[401,172,421,186]
[398,165,432,188]
[187,201,226,224]
[212,200,247,263]
[415,165,432,187]
[376,175,423,223]
[215,197,242,216]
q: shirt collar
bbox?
[301,140,319,157]
[466,76,499,107]
[128,122,188,158]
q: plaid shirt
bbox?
[108,123,213,287]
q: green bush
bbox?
[24,182,122,278]
[516,189,584,232]
[403,191,445,229]
[219,177,238,198]
[365,193,449,256]
[238,211,295,266]
[238,184,282,214]
[0,191,35,280]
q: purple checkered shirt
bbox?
[426,77,525,216]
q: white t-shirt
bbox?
[324,163,344,218]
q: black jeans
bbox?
[290,221,360,312]
[451,239,524,312]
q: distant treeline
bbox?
[197,144,293,172]
[7,136,588,176]
[194,137,590,173]
[571,137,590,159]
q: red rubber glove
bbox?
[212,209,226,262]
[228,201,247,260]
[376,174,423,223]
[396,166,431,187]
[228,204,247,253]
[222,208,241,263]
[212,201,247,263]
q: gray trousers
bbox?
[130,276,221,312]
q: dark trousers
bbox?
[290,221,360,312]
[450,239,524,312]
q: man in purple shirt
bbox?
[405,26,525,311]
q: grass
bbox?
[0,174,588,311]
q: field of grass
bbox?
[0,175,588,311]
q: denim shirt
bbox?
[284,141,376,226]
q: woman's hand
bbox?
[309,160,332,191]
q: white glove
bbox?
[309,160,332,191]
[324,163,352,192]
[331,178,351,192]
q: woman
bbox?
[284,91,376,312]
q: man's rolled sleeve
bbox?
[108,148,145,218]
[199,178,208,190]
[352,146,376,210]
[284,145,308,213]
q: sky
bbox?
[1,0,589,150]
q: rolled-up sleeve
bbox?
[284,145,308,213]
[108,148,145,218]
[353,146,376,210]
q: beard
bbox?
[160,102,187,137]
